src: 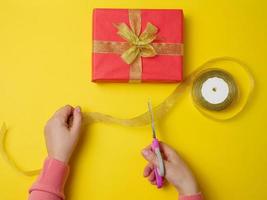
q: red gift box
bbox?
[92,9,183,83]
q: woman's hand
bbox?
[142,142,199,195]
[44,105,83,163]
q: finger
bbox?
[148,171,155,182]
[54,105,74,122]
[70,106,82,135]
[143,163,153,177]
[150,179,156,185]
[143,144,152,151]
[141,148,157,166]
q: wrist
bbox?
[174,177,199,196]
[48,152,70,164]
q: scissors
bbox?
[147,100,165,188]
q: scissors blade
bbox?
[147,100,156,138]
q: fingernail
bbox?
[76,106,81,113]
[142,149,150,157]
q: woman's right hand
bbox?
[141,142,199,195]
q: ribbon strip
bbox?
[0,123,41,176]
[93,9,184,82]
[0,57,255,176]
[93,41,184,56]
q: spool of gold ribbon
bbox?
[192,69,238,111]
[0,57,255,176]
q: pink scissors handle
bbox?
[151,138,164,188]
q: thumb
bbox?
[142,148,158,166]
[70,106,82,135]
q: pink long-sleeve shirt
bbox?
[29,157,203,200]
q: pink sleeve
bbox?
[28,157,69,200]
[179,193,203,200]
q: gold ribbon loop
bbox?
[139,23,158,44]
[114,23,139,44]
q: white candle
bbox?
[201,77,229,105]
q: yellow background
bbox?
[0,0,267,199]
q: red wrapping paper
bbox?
[92,9,183,83]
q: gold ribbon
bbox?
[192,69,238,111]
[93,9,183,82]
[0,123,41,176]
[0,57,255,176]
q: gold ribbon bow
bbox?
[114,22,158,65]
[93,9,184,82]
